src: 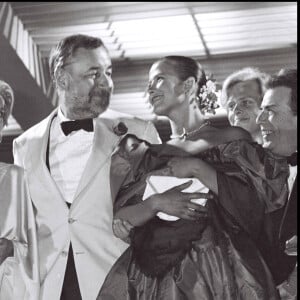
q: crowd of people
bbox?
[0,34,297,300]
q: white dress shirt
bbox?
[49,107,95,203]
[288,165,297,197]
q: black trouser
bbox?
[60,202,82,300]
[60,244,82,300]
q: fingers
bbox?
[181,192,213,200]
[122,220,134,231]
[187,203,208,212]
[181,207,207,221]
[112,219,122,238]
[112,219,132,239]
[167,180,193,192]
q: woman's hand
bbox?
[167,157,200,178]
[112,219,134,243]
[149,181,211,221]
[167,139,211,154]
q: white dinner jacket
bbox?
[13,108,160,300]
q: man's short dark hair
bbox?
[266,68,297,115]
[49,34,107,82]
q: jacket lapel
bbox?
[279,174,297,243]
[27,109,67,208]
[72,119,120,205]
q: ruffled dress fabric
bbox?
[97,138,286,300]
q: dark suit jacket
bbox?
[279,174,297,244]
[259,173,297,285]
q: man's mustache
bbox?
[89,86,112,98]
[88,86,112,110]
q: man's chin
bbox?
[94,106,108,117]
[234,122,250,132]
[152,105,168,117]
[91,95,110,109]
[235,120,248,126]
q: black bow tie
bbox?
[287,152,297,166]
[61,119,94,136]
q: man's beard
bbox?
[65,86,112,119]
[88,86,112,111]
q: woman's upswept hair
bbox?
[156,56,207,98]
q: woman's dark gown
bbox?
[97,132,288,300]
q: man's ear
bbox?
[183,77,196,96]
[56,69,69,90]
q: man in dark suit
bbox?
[257,68,297,299]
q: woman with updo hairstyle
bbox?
[153,55,208,96]
[147,56,250,148]
[0,80,40,299]
[97,57,286,299]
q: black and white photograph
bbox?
[0,2,297,299]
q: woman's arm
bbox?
[114,197,157,227]
[114,181,209,227]
[167,126,251,155]
[167,139,212,154]
[168,158,218,195]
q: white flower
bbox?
[197,75,220,115]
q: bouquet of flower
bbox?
[197,75,220,115]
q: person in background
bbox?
[0,80,39,300]
[97,56,284,299]
[12,34,160,300]
[257,68,297,299]
[0,80,13,266]
[221,67,269,144]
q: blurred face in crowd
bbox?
[0,84,13,141]
[0,96,5,140]
[147,60,186,117]
[58,46,113,119]
[226,80,262,135]
[257,86,297,156]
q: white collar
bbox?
[57,106,71,123]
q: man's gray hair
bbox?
[49,34,107,83]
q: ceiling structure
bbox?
[3,2,298,136]
[10,2,297,61]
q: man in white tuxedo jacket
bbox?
[13,34,160,300]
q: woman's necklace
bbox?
[170,120,211,140]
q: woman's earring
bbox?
[189,97,197,109]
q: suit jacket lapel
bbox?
[72,119,120,205]
[27,109,67,207]
[279,174,297,243]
